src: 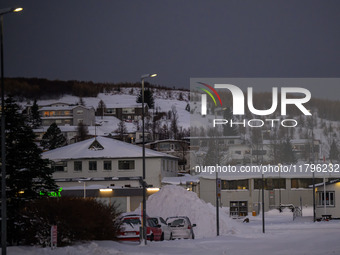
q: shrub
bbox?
[19,197,122,246]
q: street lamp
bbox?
[1,7,23,255]
[308,109,316,222]
[140,73,157,245]
[78,179,89,198]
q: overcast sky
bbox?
[1,0,340,90]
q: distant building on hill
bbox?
[39,102,95,126]
[102,103,148,121]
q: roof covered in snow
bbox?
[105,103,143,109]
[42,136,178,161]
[39,104,94,111]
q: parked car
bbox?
[150,217,173,240]
[166,216,196,239]
[118,214,162,242]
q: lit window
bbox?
[222,180,249,190]
[291,178,323,189]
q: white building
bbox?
[194,166,340,215]
[42,136,178,211]
[315,179,340,219]
[42,136,178,188]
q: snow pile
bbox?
[133,185,248,238]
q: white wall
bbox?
[53,157,177,188]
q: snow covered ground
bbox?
[7,186,340,255]
[8,212,340,255]
[29,89,190,135]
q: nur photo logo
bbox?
[196,82,312,128]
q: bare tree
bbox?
[115,120,127,141]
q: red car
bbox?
[118,214,162,242]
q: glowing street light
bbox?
[140,73,157,245]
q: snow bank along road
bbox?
[8,219,340,255]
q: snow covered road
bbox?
[8,215,340,255]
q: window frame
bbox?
[74,161,82,171]
[89,161,97,171]
[221,179,249,190]
[118,160,135,170]
[103,160,112,171]
[317,191,335,207]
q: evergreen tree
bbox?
[40,123,67,150]
[30,99,42,128]
[223,108,238,136]
[0,97,57,243]
[96,100,106,119]
[170,106,179,139]
[136,88,154,109]
[329,140,339,162]
[78,97,85,106]
[280,138,297,164]
[76,122,89,141]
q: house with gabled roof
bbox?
[42,136,178,189]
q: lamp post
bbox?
[1,7,23,255]
[260,129,270,233]
[78,180,87,198]
[140,73,157,245]
[309,109,316,222]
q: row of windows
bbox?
[74,160,113,171]
[220,178,326,190]
[122,108,135,114]
[43,110,72,117]
[317,191,335,207]
[55,119,71,124]
[64,159,175,172]
[191,139,236,147]
[222,180,249,190]
[105,108,139,115]
[54,160,135,172]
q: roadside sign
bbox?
[51,225,57,249]
[217,178,221,197]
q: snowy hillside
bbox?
[27,87,190,135]
[19,85,340,159]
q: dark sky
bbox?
[1,0,340,89]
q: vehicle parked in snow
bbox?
[118,214,162,241]
[150,217,173,240]
[166,216,196,239]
